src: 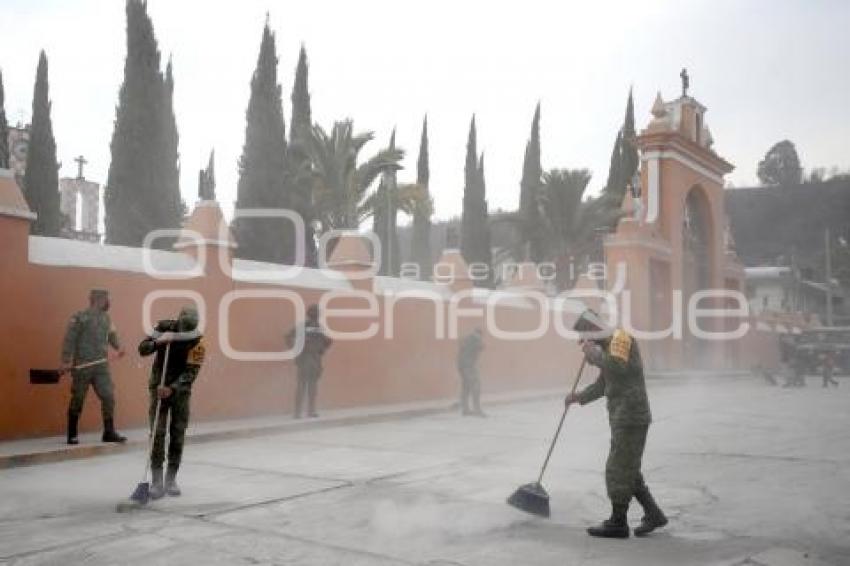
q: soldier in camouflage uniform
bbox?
[60,289,127,445]
[138,306,205,499]
[286,305,332,419]
[457,328,485,416]
[565,310,667,538]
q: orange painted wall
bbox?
[0,224,583,440]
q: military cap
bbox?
[89,289,109,300]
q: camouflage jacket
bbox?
[457,333,484,371]
[138,330,205,395]
[61,308,120,366]
[577,329,652,427]
[286,323,332,370]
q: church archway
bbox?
[681,185,715,367]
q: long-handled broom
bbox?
[116,343,171,513]
[506,358,586,518]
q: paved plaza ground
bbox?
[0,374,848,565]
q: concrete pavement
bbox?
[0,374,847,565]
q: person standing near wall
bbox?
[60,289,127,445]
[565,310,667,538]
[286,305,332,419]
[138,306,205,499]
[457,328,485,417]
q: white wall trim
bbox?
[642,149,725,185]
[605,238,672,256]
[0,205,36,220]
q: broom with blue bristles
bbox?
[116,343,171,513]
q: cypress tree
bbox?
[477,152,493,287]
[602,90,638,206]
[519,102,545,262]
[0,69,9,169]
[410,115,433,280]
[461,116,492,287]
[620,88,639,190]
[23,51,62,236]
[372,130,401,276]
[105,0,181,248]
[235,21,292,264]
[289,45,311,145]
[602,129,623,203]
[286,44,316,266]
[159,58,182,226]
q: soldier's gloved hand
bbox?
[157,386,173,399]
[582,341,605,367]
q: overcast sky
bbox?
[1,0,848,224]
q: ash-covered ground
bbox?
[1,374,848,565]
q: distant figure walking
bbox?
[287,305,332,419]
[784,348,808,388]
[821,351,839,388]
[457,328,485,417]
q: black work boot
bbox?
[587,503,630,538]
[150,468,165,500]
[101,418,127,443]
[633,486,668,537]
[67,411,80,445]
[165,467,182,497]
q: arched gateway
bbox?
[604,80,745,371]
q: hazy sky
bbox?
[1,0,848,224]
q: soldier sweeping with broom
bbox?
[136,306,205,500]
[565,310,667,538]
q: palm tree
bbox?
[362,181,431,275]
[539,168,622,289]
[308,120,403,230]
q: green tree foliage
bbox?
[602,129,622,202]
[758,140,802,186]
[602,89,638,207]
[308,120,403,230]
[0,69,9,169]
[198,149,215,200]
[370,130,402,276]
[23,51,62,236]
[105,0,182,248]
[286,45,316,265]
[461,116,492,287]
[410,115,434,280]
[518,103,546,262]
[234,21,293,264]
[540,168,621,289]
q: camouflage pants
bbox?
[68,366,115,420]
[149,391,191,471]
[295,365,320,417]
[606,425,649,505]
[459,367,481,412]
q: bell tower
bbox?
[604,71,741,370]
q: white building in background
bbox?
[59,156,101,242]
[745,266,845,324]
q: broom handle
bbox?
[537,358,586,484]
[141,342,171,483]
